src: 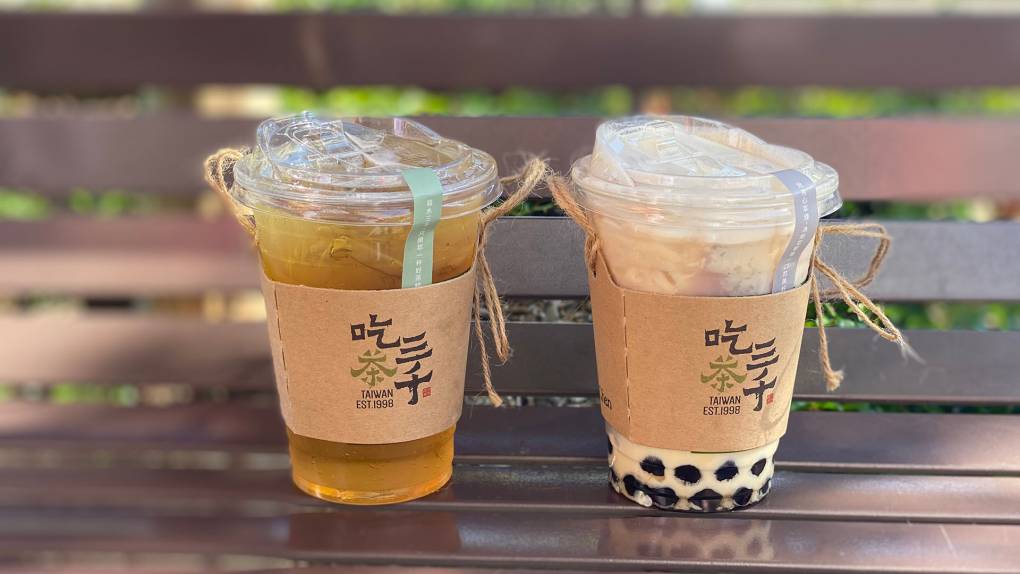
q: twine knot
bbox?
[549,174,916,393]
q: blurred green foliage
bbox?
[67,188,160,216]
[0,190,49,219]
[0,188,163,218]
[670,86,1020,118]
[279,86,634,116]
[840,200,998,221]
[274,85,1020,118]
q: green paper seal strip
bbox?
[400,167,444,289]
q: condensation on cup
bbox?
[571,116,842,511]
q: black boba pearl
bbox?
[644,485,679,509]
[623,474,641,497]
[733,487,754,506]
[759,478,772,497]
[673,464,702,484]
[689,488,722,512]
[607,437,613,455]
[640,456,666,477]
[609,468,619,484]
[714,461,739,481]
[751,458,768,476]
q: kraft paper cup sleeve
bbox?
[589,255,810,453]
[262,267,476,445]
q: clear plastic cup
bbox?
[230,114,500,504]
[571,116,841,511]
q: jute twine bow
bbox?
[548,174,916,392]
[205,148,549,408]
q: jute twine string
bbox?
[205,148,548,408]
[475,158,551,407]
[549,175,601,271]
[548,175,916,392]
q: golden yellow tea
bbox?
[256,211,478,504]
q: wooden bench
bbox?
[2,9,1020,573]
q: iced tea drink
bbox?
[230,114,499,504]
[570,116,842,511]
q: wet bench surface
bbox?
[2,9,1020,574]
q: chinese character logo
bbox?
[351,314,433,405]
[350,349,396,387]
[703,320,779,411]
[700,355,746,393]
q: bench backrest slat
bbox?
[2,13,1019,90]
[2,116,1019,201]
[2,217,1013,301]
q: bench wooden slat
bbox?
[1,404,1018,475]
[2,465,1019,525]
[0,507,1017,573]
[2,217,1018,301]
[4,116,1020,202]
[3,316,1019,405]
[2,13,1019,90]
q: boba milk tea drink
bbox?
[226,114,500,504]
[567,116,841,511]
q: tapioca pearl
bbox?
[632,489,654,507]
[623,474,642,497]
[750,458,767,476]
[759,478,772,497]
[689,488,722,512]
[673,464,702,485]
[609,468,619,484]
[640,456,666,477]
[643,485,680,509]
[733,487,754,507]
[607,437,614,455]
[714,461,739,482]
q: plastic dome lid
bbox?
[232,113,500,222]
[571,115,841,219]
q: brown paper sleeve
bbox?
[589,257,810,452]
[262,268,475,445]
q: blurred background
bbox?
[1,1,1019,408]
